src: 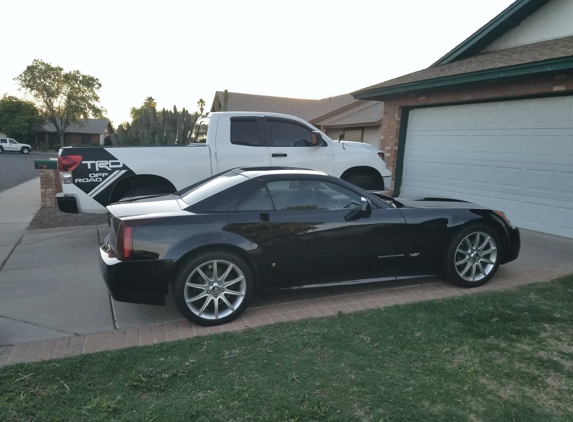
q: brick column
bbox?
[39,169,62,207]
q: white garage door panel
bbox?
[402,96,573,238]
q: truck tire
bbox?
[345,174,378,190]
[122,186,165,199]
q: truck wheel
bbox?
[345,174,378,190]
[21,147,31,154]
[122,186,165,199]
[0,147,3,153]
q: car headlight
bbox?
[493,210,511,226]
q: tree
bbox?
[112,100,199,146]
[130,96,157,121]
[0,95,41,143]
[14,59,106,146]
[197,98,206,115]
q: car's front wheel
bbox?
[173,250,254,326]
[444,224,501,288]
[21,147,30,154]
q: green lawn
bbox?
[2,276,573,422]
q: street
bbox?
[0,151,57,193]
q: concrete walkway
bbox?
[0,178,41,269]
[0,179,572,367]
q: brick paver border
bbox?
[1,265,571,367]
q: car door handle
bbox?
[272,153,288,157]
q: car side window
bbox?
[8,139,17,145]
[231,119,261,146]
[267,120,313,147]
[236,186,274,211]
[266,180,362,211]
[0,139,6,144]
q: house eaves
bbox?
[432,0,550,66]
[353,35,573,101]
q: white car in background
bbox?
[0,138,32,154]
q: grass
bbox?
[1,276,573,422]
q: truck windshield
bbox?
[190,118,209,144]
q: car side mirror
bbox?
[361,197,372,218]
[311,131,323,147]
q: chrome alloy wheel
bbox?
[183,259,247,321]
[454,231,498,282]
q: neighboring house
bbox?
[36,119,114,147]
[352,0,573,239]
[211,91,384,147]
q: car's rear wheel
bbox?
[21,147,30,154]
[173,250,254,326]
[444,224,501,288]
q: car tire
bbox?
[173,250,254,326]
[0,147,3,153]
[121,186,164,199]
[444,224,501,288]
[21,147,31,154]
[344,174,379,190]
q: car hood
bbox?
[107,194,187,218]
[396,197,489,210]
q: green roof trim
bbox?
[353,56,573,101]
[433,0,550,66]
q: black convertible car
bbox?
[99,167,520,326]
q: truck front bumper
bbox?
[56,194,79,213]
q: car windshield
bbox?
[178,170,247,206]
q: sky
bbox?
[1,0,515,126]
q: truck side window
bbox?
[267,120,313,147]
[231,119,261,146]
[190,118,209,144]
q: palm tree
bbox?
[197,98,206,115]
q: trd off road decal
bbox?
[64,148,135,205]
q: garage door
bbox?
[401,96,573,238]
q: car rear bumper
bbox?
[98,240,174,306]
[501,226,520,264]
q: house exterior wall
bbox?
[484,0,573,52]
[363,126,380,147]
[379,71,573,193]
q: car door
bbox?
[7,139,19,152]
[259,179,407,288]
[263,118,335,174]
[215,116,272,173]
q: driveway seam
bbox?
[0,235,23,271]
[0,314,78,336]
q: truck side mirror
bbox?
[311,131,323,147]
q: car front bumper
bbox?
[501,226,521,264]
[98,237,175,306]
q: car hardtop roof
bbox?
[232,167,328,179]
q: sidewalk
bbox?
[0,178,41,269]
[0,179,572,367]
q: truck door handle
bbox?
[272,153,288,157]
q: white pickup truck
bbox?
[57,112,392,213]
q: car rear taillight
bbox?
[114,218,157,260]
[116,222,133,260]
[378,152,385,162]
[58,155,83,172]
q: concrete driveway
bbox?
[1,179,572,365]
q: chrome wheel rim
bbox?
[454,231,498,282]
[184,259,246,321]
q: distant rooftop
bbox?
[38,119,112,134]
